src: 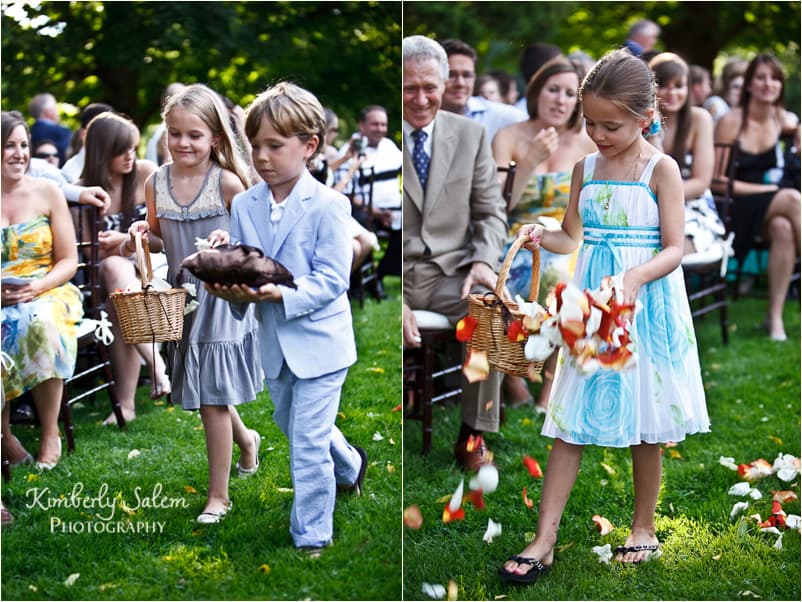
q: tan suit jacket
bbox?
[403,111,507,279]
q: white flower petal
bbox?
[785,514,801,531]
[747,488,763,500]
[591,543,613,564]
[422,583,446,599]
[127,449,141,460]
[524,334,554,361]
[773,533,783,550]
[730,501,749,519]
[372,432,384,441]
[448,480,464,513]
[482,518,503,543]
[719,456,738,470]
[64,573,80,587]
[728,482,751,496]
[760,526,782,535]
[777,468,798,482]
[474,464,499,494]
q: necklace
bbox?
[602,151,641,211]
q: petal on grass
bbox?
[64,574,80,587]
[259,564,271,574]
[442,505,465,523]
[127,449,141,460]
[719,456,739,471]
[785,514,801,531]
[730,501,749,519]
[728,482,752,496]
[404,505,423,529]
[447,580,458,601]
[522,487,534,509]
[592,514,614,535]
[482,518,502,543]
[738,458,773,481]
[591,543,613,564]
[422,583,446,599]
[772,490,798,504]
[184,485,198,494]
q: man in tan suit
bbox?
[401,35,508,470]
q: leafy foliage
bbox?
[404,1,801,110]
[1,1,401,141]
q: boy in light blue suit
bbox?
[207,82,367,555]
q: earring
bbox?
[642,120,661,139]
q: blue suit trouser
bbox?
[267,361,361,548]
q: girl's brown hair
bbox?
[163,83,253,189]
[739,54,787,134]
[1,110,31,172]
[525,56,583,131]
[580,48,658,123]
[649,53,693,167]
[81,112,140,228]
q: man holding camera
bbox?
[336,105,403,295]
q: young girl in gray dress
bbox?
[126,84,263,524]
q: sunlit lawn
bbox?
[403,294,800,601]
[1,277,402,601]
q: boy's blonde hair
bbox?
[245,82,326,164]
[163,83,253,189]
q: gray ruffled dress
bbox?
[154,163,263,410]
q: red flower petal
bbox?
[522,455,543,478]
[522,487,534,509]
[507,319,527,343]
[592,514,615,535]
[455,315,478,343]
[442,504,466,523]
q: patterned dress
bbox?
[2,215,83,401]
[154,163,263,410]
[543,152,710,447]
[505,170,577,301]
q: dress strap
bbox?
[583,152,599,183]
[639,153,664,185]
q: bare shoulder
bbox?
[220,167,247,195]
[690,106,714,129]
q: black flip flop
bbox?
[497,555,551,584]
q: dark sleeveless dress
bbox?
[731,145,779,261]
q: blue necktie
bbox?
[412,129,430,191]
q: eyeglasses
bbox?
[34,152,59,159]
[448,70,475,81]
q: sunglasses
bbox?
[35,152,59,159]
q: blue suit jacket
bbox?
[229,170,357,380]
[30,119,73,166]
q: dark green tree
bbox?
[1,1,401,140]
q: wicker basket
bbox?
[467,236,543,379]
[109,232,186,344]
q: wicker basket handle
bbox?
[133,230,154,290]
[494,234,541,302]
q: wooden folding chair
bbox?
[61,203,126,452]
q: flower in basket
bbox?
[520,276,639,375]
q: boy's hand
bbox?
[205,282,283,303]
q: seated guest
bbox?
[28,93,73,167]
[688,64,713,107]
[440,39,528,143]
[336,105,402,293]
[649,53,721,257]
[475,73,503,103]
[622,19,661,57]
[402,35,507,471]
[488,69,520,105]
[60,102,113,183]
[1,110,83,471]
[514,42,563,113]
[714,53,800,342]
[32,139,60,167]
[704,57,748,122]
[77,112,170,423]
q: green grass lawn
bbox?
[1,277,402,601]
[403,295,801,601]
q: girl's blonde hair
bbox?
[244,82,326,166]
[163,83,253,189]
[580,48,658,122]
